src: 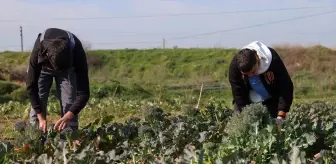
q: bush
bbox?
[90,81,122,99]
[90,81,153,99]
[9,87,28,102]
[87,55,103,68]
[2,101,335,163]
[128,83,152,99]
[9,65,27,82]
[224,103,273,137]
[0,81,20,95]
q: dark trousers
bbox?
[233,97,279,118]
[29,68,79,131]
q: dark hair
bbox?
[42,37,72,71]
[236,48,257,73]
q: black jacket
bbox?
[26,28,90,115]
[229,47,293,113]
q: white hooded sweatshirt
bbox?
[241,41,273,102]
[242,41,272,75]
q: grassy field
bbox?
[0,44,335,139]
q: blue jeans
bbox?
[29,68,78,130]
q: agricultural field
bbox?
[0,45,334,163]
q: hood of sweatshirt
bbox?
[242,41,272,75]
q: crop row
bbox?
[0,100,335,163]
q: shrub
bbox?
[87,55,103,68]
[90,81,153,99]
[0,81,20,95]
[224,103,273,137]
[9,65,27,82]
[9,87,28,102]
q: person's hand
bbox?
[276,116,286,125]
[314,150,326,159]
[54,111,74,131]
[37,113,47,133]
[276,111,287,125]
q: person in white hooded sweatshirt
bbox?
[228,41,294,122]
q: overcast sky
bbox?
[0,0,335,51]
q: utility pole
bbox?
[20,26,23,52]
[162,38,165,49]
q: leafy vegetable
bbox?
[0,101,334,163]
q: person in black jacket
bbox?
[26,28,90,133]
[228,41,293,122]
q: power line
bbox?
[0,45,22,49]
[82,9,336,45]
[167,10,336,41]
[0,6,334,22]
[14,23,335,37]
[51,6,335,20]
[1,10,335,49]
[95,40,159,45]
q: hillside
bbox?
[0,45,335,103]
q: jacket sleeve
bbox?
[228,56,251,111]
[26,34,43,114]
[269,47,293,113]
[68,34,90,115]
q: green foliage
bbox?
[0,101,27,115]
[0,101,334,163]
[0,47,336,103]
[0,47,335,163]
[224,103,273,137]
[0,80,154,104]
[90,81,123,99]
[27,48,235,87]
[210,102,336,163]
[9,87,28,102]
[90,81,152,100]
[0,81,20,95]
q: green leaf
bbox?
[304,133,316,145]
[37,154,53,164]
[325,122,334,131]
[100,115,114,126]
[198,131,207,143]
[266,125,274,133]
